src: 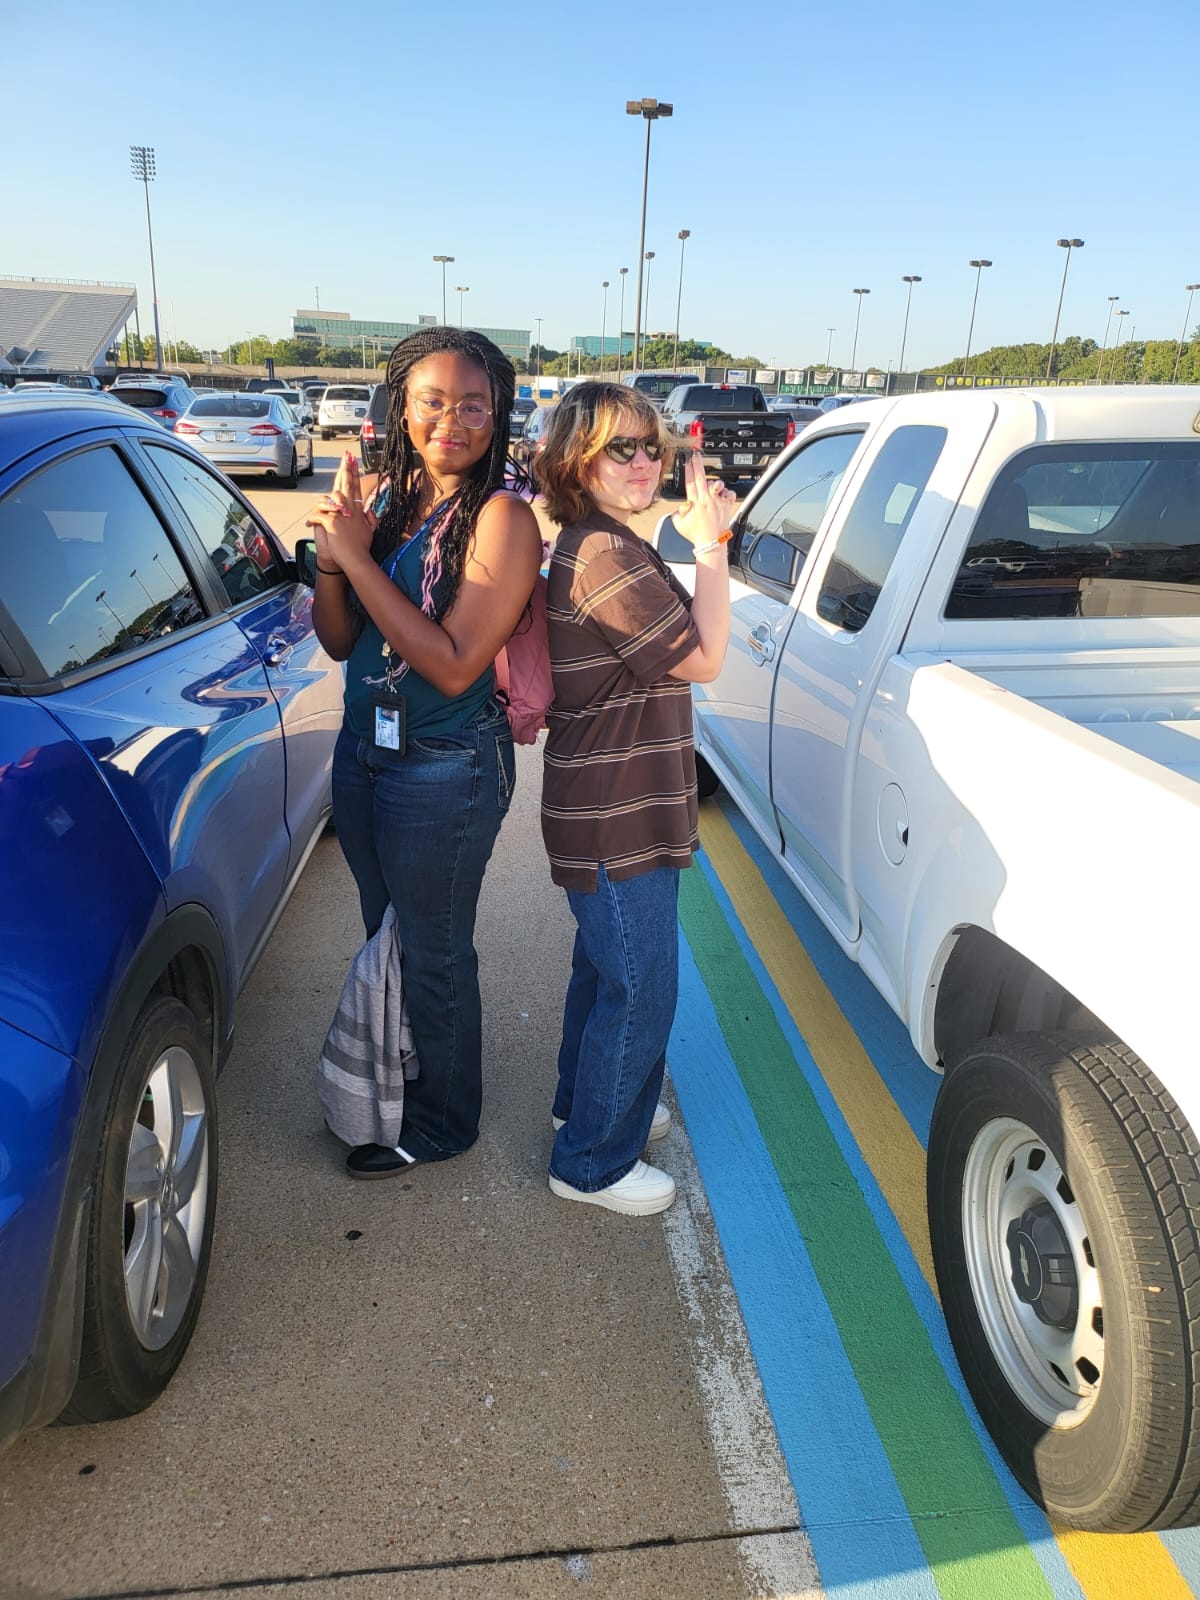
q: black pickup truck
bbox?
[659,383,793,494]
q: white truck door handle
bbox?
[747,623,776,665]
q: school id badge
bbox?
[369,690,406,754]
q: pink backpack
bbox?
[494,542,552,744]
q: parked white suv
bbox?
[317,384,371,438]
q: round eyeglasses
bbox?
[410,396,493,429]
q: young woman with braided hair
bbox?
[307,327,541,1178]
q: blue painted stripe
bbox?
[672,937,945,1600]
[688,848,1084,1598]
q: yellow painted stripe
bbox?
[698,808,936,1291]
[698,805,1193,1600]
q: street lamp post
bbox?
[1172,283,1200,383]
[643,252,656,363]
[432,255,455,325]
[129,147,163,370]
[600,281,609,378]
[617,267,629,379]
[963,259,992,376]
[673,229,691,373]
[455,285,470,327]
[1098,295,1120,385]
[850,288,870,371]
[1046,238,1084,380]
[1108,309,1129,381]
[898,274,921,378]
[246,331,255,367]
[625,98,673,372]
[534,317,543,378]
[825,328,835,365]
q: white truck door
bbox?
[693,429,867,837]
[770,417,989,940]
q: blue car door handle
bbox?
[747,623,776,665]
[263,636,292,668]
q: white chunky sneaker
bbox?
[552,1101,671,1142]
[548,1159,677,1217]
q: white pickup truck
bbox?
[687,388,1200,1534]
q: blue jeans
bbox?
[550,864,680,1192]
[331,701,515,1160]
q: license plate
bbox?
[733,453,753,466]
[354,408,366,417]
[215,431,236,443]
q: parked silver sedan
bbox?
[174,393,315,486]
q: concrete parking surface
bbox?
[0,445,811,1600]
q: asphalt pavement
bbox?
[0,443,813,1600]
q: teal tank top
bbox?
[343,502,494,740]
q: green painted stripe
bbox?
[679,864,1056,1600]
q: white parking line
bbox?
[661,1102,822,1599]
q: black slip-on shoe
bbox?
[346,1143,419,1180]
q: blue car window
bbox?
[0,445,204,679]
[147,446,286,606]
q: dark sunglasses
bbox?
[603,434,666,465]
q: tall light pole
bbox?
[1098,295,1120,384]
[625,97,673,372]
[129,146,163,369]
[246,331,256,367]
[673,229,691,372]
[825,328,835,365]
[850,288,870,371]
[1108,309,1129,381]
[600,280,609,378]
[433,255,454,325]
[534,317,543,378]
[454,285,469,327]
[617,267,629,378]
[1046,238,1084,380]
[643,251,656,363]
[1172,284,1200,383]
[963,259,992,375]
[898,274,921,377]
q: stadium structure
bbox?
[0,277,136,377]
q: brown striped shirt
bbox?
[541,512,701,891]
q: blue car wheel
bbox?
[62,997,218,1423]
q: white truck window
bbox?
[946,441,1200,621]
[733,430,864,597]
[816,425,947,632]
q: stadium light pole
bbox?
[600,281,609,378]
[626,98,673,371]
[850,288,870,371]
[643,252,656,364]
[898,275,921,377]
[1098,295,1120,384]
[433,256,454,325]
[454,285,469,327]
[617,267,629,379]
[826,328,835,365]
[1172,284,1200,383]
[962,259,992,375]
[1108,309,1129,381]
[129,146,163,369]
[1046,238,1084,380]
[673,229,691,373]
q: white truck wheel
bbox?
[927,1032,1200,1531]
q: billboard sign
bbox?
[727,368,749,383]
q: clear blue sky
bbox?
[7,0,1196,370]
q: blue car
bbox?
[0,393,343,1449]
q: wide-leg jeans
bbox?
[331,702,515,1160]
[550,863,679,1193]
